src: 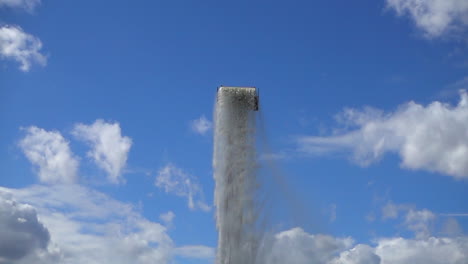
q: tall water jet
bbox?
[213,87,260,264]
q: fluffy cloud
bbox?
[15,185,172,264]
[386,0,468,38]
[298,90,468,179]
[72,120,132,184]
[374,237,468,264]
[155,164,210,211]
[19,126,79,184]
[0,192,52,263]
[0,0,40,11]
[264,228,354,264]
[0,184,214,264]
[190,115,212,135]
[330,244,380,264]
[1,185,466,264]
[0,25,46,71]
[262,227,468,264]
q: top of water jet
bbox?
[217,86,259,111]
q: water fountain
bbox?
[213,86,261,264]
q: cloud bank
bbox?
[72,120,132,184]
[19,126,79,184]
[0,185,215,264]
[0,25,46,71]
[2,185,466,264]
[386,0,468,38]
[298,90,468,179]
[263,226,468,264]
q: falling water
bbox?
[213,87,261,264]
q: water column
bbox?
[213,87,260,264]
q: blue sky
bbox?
[1,0,468,263]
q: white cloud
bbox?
[381,201,413,220]
[72,120,132,184]
[11,184,134,220]
[0,0,40,11]
[1,184,467,264]
[19,126,79,184]
[190,115,212,135]
[155,164,210,212]
[16,185,172,264]
[0,0,39,11]
[298,90,468,179]
[262,227,468,264]
[375,237,468,264]
[0,184,214,264]
[386,0,468,38]
[380,202,437,238]
[0,25,46,71]
[263,227,354,264]
[404,209,436,239]
[159,211,175,225]
[330,244,380,264]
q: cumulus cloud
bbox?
[14,185,172,264]
[261,227,468,264]
[374,236,468,264]
[155,164,210,211]
[0,0,40,11]
[330,244,381,264]
[19,126,79,184]
[0,185,214,264]
[386,0,468,38]
[264,228,354,264]
[1,184,466,264]
[0,192,51,263]
[0,25,46,71]
[326,236,468,264]
[190,115,212,135]
[72,120,132,184]
[298,90,468,179]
